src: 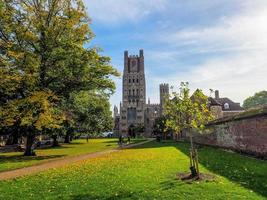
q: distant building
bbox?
[113,50,168,137]
[113,50,244,137]
[209,90,244,118]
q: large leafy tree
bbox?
[165,82,214,178]
[243,91,267,109]
[0,0,118,155]
[71,91,113,136]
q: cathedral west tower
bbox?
[119,50,146,136]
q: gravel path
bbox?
[0,139,155,181]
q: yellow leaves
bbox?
[7,50,25,60]
[23,91,65,130]
[0,90,65,130]
[0,68,22,96]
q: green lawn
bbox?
[0,138,122,172]
[0,141,266,200]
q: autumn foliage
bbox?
[0,0,118,155]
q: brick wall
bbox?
[185,107,267,159]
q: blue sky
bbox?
[85,0,267,108]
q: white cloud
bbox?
[85,0,168,24]
[163,1,267,52]
[149,51,267,103]
[99,0,267,108]
[144,1,267,105]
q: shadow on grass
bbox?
[102,140,119,144]
[175,143,267,198]
[0,154,65,164]
[47,145,75,149]
[71,191,141,200]
[133,141,267,198]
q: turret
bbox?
[159,83,169,114]
[124,50,129,73]
[113,105,119,118]
[139,49,144,57]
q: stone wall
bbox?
[185,106,267,159]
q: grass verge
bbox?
[0,141,266,200]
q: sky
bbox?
[85,0,267,108]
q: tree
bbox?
[153,116,170,140]
[0,91,64,155]
[243,91,267,109]
[0,0,118,155]
[165,82,214,178]
[71,91,113,137]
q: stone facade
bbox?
[113,50,244,137]
[115,50,168,137]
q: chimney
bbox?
[215,90,219,99]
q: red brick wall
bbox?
[186,115,267,158]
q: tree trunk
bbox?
[189,135,199,178]
[64,131,70,143]
[51,135,59,147]
[11,128,20,145]
[24,133,36,156]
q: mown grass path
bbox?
[0,139,153,180]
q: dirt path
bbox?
[0,139,154,181]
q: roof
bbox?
[215,97,244,111]
[208,97,222,106]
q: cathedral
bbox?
[113,50,169,137]
[113,49,244,137]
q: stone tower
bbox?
[159,83,169,114]
[119,50,146,135]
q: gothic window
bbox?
[129,89,131,95]
[129,79,131,83]
[137,89,139,95]
[136,79,139,83]
[133,89,135,95]
[133,79,135,83]
[127,108,137,121]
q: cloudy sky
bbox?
[85,0,267,108]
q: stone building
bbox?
[209,90,244,118]
[114,50,168,137]
[113,50,244,137]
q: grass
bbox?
[0,138,143,172]
[0,141,266,200]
